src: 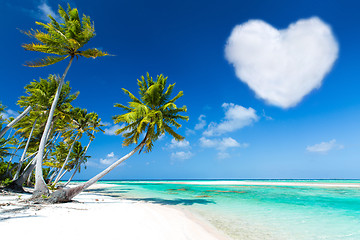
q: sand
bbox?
[0,184,229,240]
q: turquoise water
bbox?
[91,180,360,240]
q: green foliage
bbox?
[0,177,12,187]
[0,102,5,130]
[0,138,13,161]
[18,75,78,113]
[41,194,49,199]
[9,75,80,161]
[0,160,16,186]
[113,73,188,152]
[69,141,90,170]
[22,4,108,67]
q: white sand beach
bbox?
[0,184,229,240]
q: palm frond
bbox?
[80,48,109,58]
[24,56,68,67]
[112,74,188,152]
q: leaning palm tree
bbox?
[48,73,188,203]
[22,4,108,197]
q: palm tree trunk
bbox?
[55,169,68,184]
[63,163,80,187]
[27,169,34,186]
[63,132,94,187]
[53,133,79,186]
[13,119,37,180]
[7,159,36,192]
[33,57,74,198]
[49,141,146,203]
[0,106,32,138]
[48,168,59,184]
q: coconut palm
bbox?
[63,141,90,186]
[49,73,188,203]
[53,108,94,185]
[23,4,108,197]
[10,76,77,180]
[63,113,103,187]
[0,138,12,162]
[44,142,69,183]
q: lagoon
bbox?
[89,180,360,240]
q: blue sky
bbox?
[1,0,360,180]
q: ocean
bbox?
[87,180,360,240]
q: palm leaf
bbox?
[25,56,68,67]
[80,48,109,58]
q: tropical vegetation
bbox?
[0,4,188,204]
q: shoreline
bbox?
[99,180,360,188]
[0,184,230,240]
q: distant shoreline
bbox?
[68,179,360,188]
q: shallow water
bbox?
[89,180,360,240]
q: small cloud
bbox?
[168,139,190,149]
[203,103,258,136]
[171,151,193,161]
[104,124,124,136]
[158,134,165,140]
[306,139,343,154]
[185,128,196,136]
[100,121,111,126]
[262,110,273,121]
[2,109,18,120]
[99,152,123,165]
[37,2,59,21]
[194,115,207,130]
[217,152,230,159]
[200,137,248,151]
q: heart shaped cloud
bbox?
[225,17,338,108]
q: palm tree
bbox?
[53,108,94,185]
[0,138,12,161]
[63,113,103,187]
[44,142,69,184]
[49,73,188,203]
[11,76,77,178]
[22,4,108,197]
[63,141,90,186]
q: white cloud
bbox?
[185,128,196,136]
[2,109,18,120]
[158,134,165,140]
[200,137,248,151]
[171,151,193,161]
[104,124,123,136]
[262,110,273,121]
[37,2,60,22]
[100,121,111,126]
[203,103,258,136]
[306,139,344,153]
[99,152,122,165]
[225,17,338,108]
[217,152,231,159]
[194,115,207,130]
[168,139,190,149]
